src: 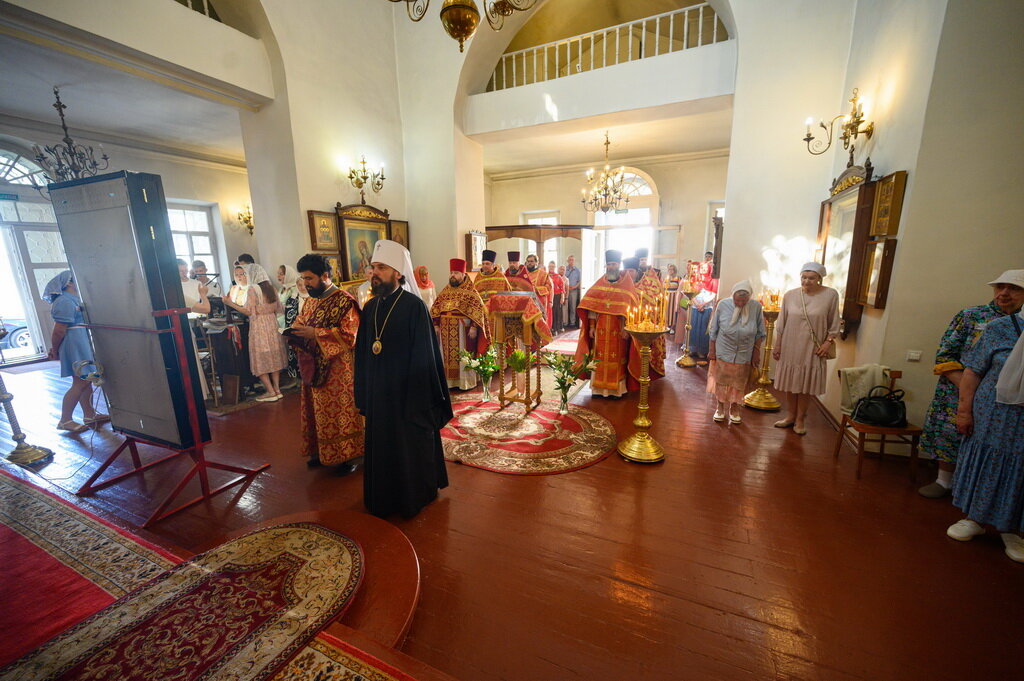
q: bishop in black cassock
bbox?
[354,240,452,518]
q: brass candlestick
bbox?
[744,308,782,411]
[675,288,697,368]
[1,372,54,465]
[618,326,668,464]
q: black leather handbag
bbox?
[852,386,908,428]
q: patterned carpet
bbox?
[0,470,423,681]
[440,396,616,475]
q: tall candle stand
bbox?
[619,297,669,464]
[675,286,698,368]
[744,306,782,411]
[1,372,54,465]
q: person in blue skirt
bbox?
[43,271,109,433]
[947,270,1024,563]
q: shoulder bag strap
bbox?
[800,290,821,347]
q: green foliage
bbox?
[506,349,535,373]
[541,351,596,393]
[459,345,499,380]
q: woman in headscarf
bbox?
[772,262,839,435]
[665,263,682,332]
[917,271,1024,498]
[415,265,436,310]
[283,269,311,380]
[43,271,109,432]
[688,287,717,362]
[225,263,288,401]
[707,280,766,424]
[947,271,1024,563]
[276,264,301,329]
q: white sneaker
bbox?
[729,412,742,424]
[946,519,985,542]
[1002,534,1024,563]
[713,409,726,422]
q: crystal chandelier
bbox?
[581,131,629,214]
[32,87,110,189]
[388,0,537,52]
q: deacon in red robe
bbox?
[504,251,536,293]
[574,250,640,397]
[473,249,511,304]
[289,253,364,472]
[431,258,490,389]
[525,253,553,327]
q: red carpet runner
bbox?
[0,469,425,681]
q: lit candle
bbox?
[805,117,813,136]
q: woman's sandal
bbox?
[83,414,110,425]
[774,419,795,428]
[58,420,88,433]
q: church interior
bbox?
[1,1,1023,680]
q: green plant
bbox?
[541,351,597,393]
[459,345,499,380]
[506,349,535,373]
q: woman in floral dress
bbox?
[946,302,1024,563]
[226,264,288,402]
[918,273,1024,497]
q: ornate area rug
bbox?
[0,469,364,681]
[441,396,616,475]
[275,633,421,681]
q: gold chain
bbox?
[372,287,404,354]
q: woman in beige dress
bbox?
[772,262,839,434]
[225,264,288,402]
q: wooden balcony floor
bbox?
[2,350,1021,681]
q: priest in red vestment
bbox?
[574,250,640,397]
[473,249,511,303]
[525,253,553,327]
[289,253,364,472]
[504,251,535,293]
[431,258,490,389]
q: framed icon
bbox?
[307,211,340,251]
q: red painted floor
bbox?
[2,352,1021,681]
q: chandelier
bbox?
[388,0,537,52]
[32,87,110,190]
[581,132,629,214]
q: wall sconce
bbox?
[803,88,875,165]
[348,156,385,205]
[237,204,254,236]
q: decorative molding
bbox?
[0,6,271,112]
[487,148,730,182]
[0,112,248,172]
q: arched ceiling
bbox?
[504,0,703,53]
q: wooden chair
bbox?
[832,369,923,480]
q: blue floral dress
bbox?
[920,303,1007,463]
[951,314,1024,532]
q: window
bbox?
[619,173,653,197]
[594,207,651,227]
[0,150,49,186]
[167,206,217,270]
[543,238,559,268]
[523,211,558,226]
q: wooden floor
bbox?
[2,351,1022,681]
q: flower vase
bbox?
[481,376,493,403]
[558,390,570,415]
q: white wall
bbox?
[720,0,854,295]
[464,40,736,135]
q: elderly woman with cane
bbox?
[707,280,765,424]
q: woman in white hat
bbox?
[771,262,839,434]
[918,270,1024,498]
[707,280,765,423]
[946,269,1024,562]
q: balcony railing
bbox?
[486,3,729,93]
[174,0,222,23]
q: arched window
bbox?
[619,172,653,197]
[0,148,48,186]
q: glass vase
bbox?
[481,375,493,402]
[558,390,570,415]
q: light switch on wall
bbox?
[906,350,923,362]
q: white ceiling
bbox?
[477,96,733,175]
[0,33,245,162]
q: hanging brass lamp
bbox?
[440,0,480,52]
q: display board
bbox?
[49,171,210,448]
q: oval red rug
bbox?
[441,396,616,475]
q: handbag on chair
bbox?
[852,386,908,428]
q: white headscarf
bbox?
[279,265,300,293]
[42,270,73,302]
[243,263,271,285]
[995,309,1024,405]
[371,239,421,300]
[729,279,753,326]
[801,262,827,278]
[229,266,253,306]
